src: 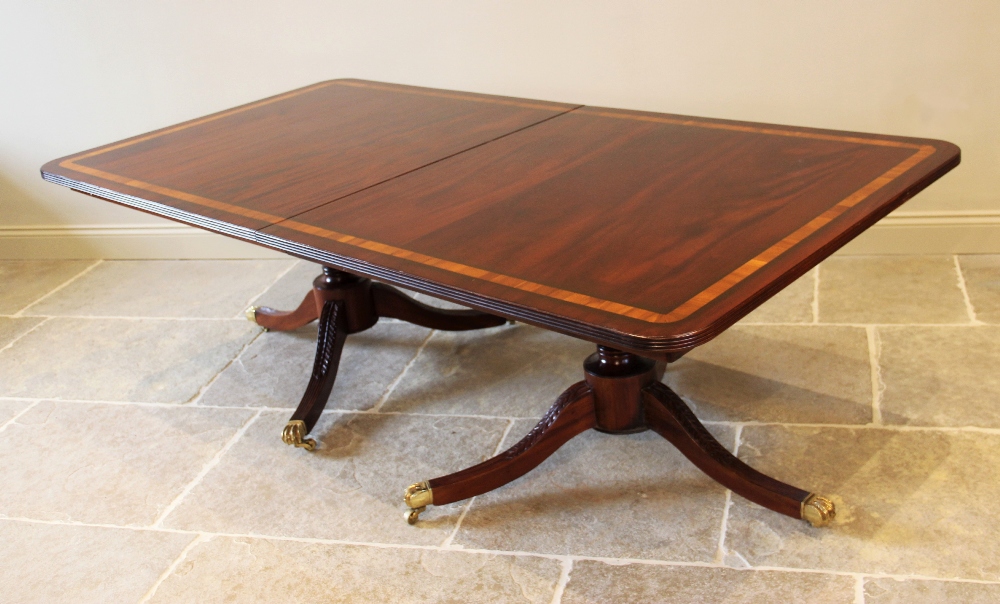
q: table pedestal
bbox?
[246,267,506,450]
[252,268,835,529]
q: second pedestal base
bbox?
[404,346,836,528]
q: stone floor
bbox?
[0,255,998,603]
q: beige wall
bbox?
[2,1,998,256]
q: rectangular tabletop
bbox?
[42,79,960,355]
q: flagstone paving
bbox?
[0,256,995,602]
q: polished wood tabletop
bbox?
[42,79,959,356]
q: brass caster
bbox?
[281,420,316,451]
[404,481,433,525]
[245,306,269,331]
[405,507,425,525]
[801,494,836,527]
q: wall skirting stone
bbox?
[836,210,1000,255]
[1,211,998,259]
[0,223,285,259]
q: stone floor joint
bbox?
[441,419,517,548]
[0,316,50,355]
[11,259,102,317]
[236,259,300,319]
[371,329,436,412]
[136,532,206,604]
[853,573,866,604]
[953,254,981,324]
[150,408,264,528]
[866,326,884,425]
[713,424,741,565]
[549,558,573,604]
[187,329,265,405]
[8,514,1000,586]
[0,399,40,434]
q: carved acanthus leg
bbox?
[282,299,348,451]
[403,382,596,524]
[372,283,507,331]
[642,382,835,527]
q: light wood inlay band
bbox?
[56,83,938,324]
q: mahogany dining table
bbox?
[42,79,959,528]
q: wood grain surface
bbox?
[41,79,960,356]
[42,80,577,238]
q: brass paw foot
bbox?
[801,494,836,527]
[404,481,433,525]
[281,420,316,451]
